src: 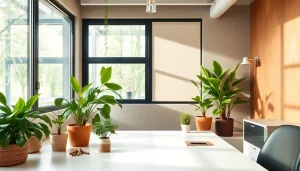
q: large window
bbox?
[83,19,201,103]
[84,21,149,102]
[0,0,74,108]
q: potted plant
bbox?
[180,113,192,133]
[92,114,118,153]
[191,79,214,130]
[48,99,69,151]
[198,61,248,136]
[0,93,51,166]
[55,66,122,147]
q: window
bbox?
[84,21,149,102]
[83,19,201,103]
[0,0,74,109]
[38,0,72,107]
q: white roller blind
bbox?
[152,22,201,101]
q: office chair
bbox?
[257,125,300,171]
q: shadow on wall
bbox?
[250,0,300,124]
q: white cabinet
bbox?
[243,119,290,161]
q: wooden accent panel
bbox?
[250,0,300,124]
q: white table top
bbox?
[1,131,267,171]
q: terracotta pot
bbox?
[98,138,111,153]
[0,143,28,167]
[50,133,68,151]
[215,118,234,137]
[28,136,42,154]
[67,124,92,147]
[181,124,190,133]
[195,116,212,131]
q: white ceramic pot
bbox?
[50,133,68,152]
[98,138,111,153]
[181,124,191,133]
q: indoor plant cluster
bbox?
[53,66,122,150]
[191,61,248,136]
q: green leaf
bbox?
[200,66,210,78]
[191,80,199,89]
[0,131,10,149]
[13,98,25,113]
[39,122,50,138]
[100,104,111,119]
[92,114,100,125]
[0,106,11,114]
[34,129,43,140]
[81,82,94,96]
[105,83,122,91]
[16,136,26,148]
[213,61,222,76]
[208,78,222,91]
[197,75,210,86]
[70,76,81,93]
[54,98,65,109]
[0,92,7,105]
[218,69,230,80]
[229,63,241,81]
[222,98,232,104]
[100,67,106,76]
[232,78,246,86]
[212,109,223,116]
[100,67,112,84]
[24,94,40,111]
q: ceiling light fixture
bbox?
[146,0,156,13]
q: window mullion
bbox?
[28,0,39,109]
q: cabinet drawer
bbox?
[244,141,261,161]
[244,121,265,148]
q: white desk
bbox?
[1,131,267,171]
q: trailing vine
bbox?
[104,0,109,56]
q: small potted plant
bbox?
[92,114,118,153]
[190,93,213,130]
[48,99,69,151]
[0,93,51,166]
[180,113,192,133]
[55,66,122,147]
[198,61,248,136]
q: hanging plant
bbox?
[104,0,109,56]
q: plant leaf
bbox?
[213,60,222,76]
[100,67,112,84]
[34,129,43,140]
[54,98,65,109]
[70,76,81,93]
[232,78,246,86]
[16,136,26,148]
[208,78,222,91]
[13,98,25,113]
[92,114,100,125]
[24,94,40,111]
[0,92,7,105]
[100,104,111,119]
[105,83,122,91]
[81,82,94,95]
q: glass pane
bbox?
[38,1,71,107]
[0,0,28,105]
[89,64,145,100]
[89,25,145,57]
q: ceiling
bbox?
[80,0,255,6]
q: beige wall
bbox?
[57,0,82,83]
[80,5,250,131]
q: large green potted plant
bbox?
[0,93,51,166]
[56,66,122,147]
[199,61,248,136]
[191,78,214,130]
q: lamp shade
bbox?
[241,57,251,65]
[146,0,156,13]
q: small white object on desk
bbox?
[0,131,267,171]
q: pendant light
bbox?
[146,0,156,13]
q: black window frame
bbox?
[2,0,75,110]
[82,19,202,104]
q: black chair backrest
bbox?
[257,125,300,171]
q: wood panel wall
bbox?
[250,0,300,124]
